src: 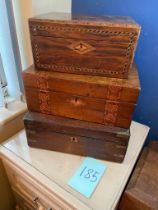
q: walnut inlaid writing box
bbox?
[24,112,130,162]
[22,64,140,129]
[29,13,141,78]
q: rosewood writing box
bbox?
[22,64,140,129]
[29,12,141,78]
[24,112,130,162]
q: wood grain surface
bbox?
[23,64,140,128]
[29,12,140,78]
[24,112,130,162]
[119,142,158,210]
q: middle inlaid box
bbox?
[23,64,140,129]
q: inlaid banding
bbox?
[31,25,138,76]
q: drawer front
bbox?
[3,159,75,210]
[25,88,135,128]
[14,190,36,210]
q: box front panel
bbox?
[25,122,128,162]
[30,23,139,78]
[25,87,135,128]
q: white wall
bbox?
[12,0,72,71]
[32,0,71,16]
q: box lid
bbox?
[29,12,140,29]
[23,64,140,104]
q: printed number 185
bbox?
[80,166,100,182]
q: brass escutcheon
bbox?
[70,137,78,143]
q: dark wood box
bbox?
[29,12,140,78]
[22,64,140,129]
[119,142,158,210]
[24,112,130,162]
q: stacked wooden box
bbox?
[119,141,158,210]
[23,13,141,163]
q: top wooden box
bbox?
[29,13,141,79]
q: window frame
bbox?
[0,0,24,101]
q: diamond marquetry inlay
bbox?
[68,41,95,54]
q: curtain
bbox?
[0,0,22,107]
